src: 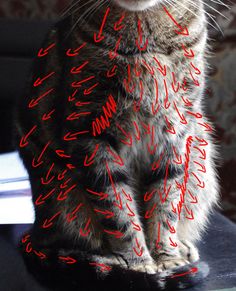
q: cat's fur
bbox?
[16,0,219,289]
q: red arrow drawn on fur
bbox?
[191,172,205,189]
[184,205,194,220]
[80,218,91,237]
[187,190,198,204]
[68,89,78,102]
[155,222,162,250]
[126,203,135,217]
[144,189,157,202]
[71,76,95,88]
[193,146,206,160]
[21,234,30,244]
[86,188,108,200]
[171,72,180,93]
[66,42,87,57]
[66,203,84,222]
[172,146,182,165]
[186,111,202,119]
[195,136,208,146]
[109,36,122,60]
[133,238,143,257]
[57,184,77,201]
[114,12,126,31]
[38,43,56,57]
[171,267,198,278]
[41,163,55,185]
[142,60,155,75]
[94,208,114,219]
[70,61,89,74]
[34,71,55,87]
[162,6,189,36]
[64,130,89,141]
[197,122,213,132]
[32,141,51,168]
[140,121,151,135]
[75,100,92,107]
[25,242,32,253]
[182,77,189,92]
[84,82,99,95]
[136,18,148,51]
[113,192,123,210]
[131,221,142,231]
[66,112,91,120]
[181,44,195,58]
[166,219,176,233]
[55,150,71,158]
[122,188,133,202]
[181,96,193,107]
[19,125,37,147]
[58,256,77,264]
[116,123,133,146]
[153,57,167,76]
[144,203,157,219]
[42,109,55,121]
[173,101,188,125]
[60,178,72,189]
[194,160,206,173]
[171,202,177,214]
[107,65,117,78]
[164,116,176,134]
[89,262,112,272]
[169,237,178,247]
[84,144,100,166]
[106,146,124,166]
[28,88,54,108]
[189,70,200,86]
[104,229,124,239]
[42,211,61,229]
[35,188,55,206]
[190,62,201,75]
[147,126,158,155]
[94,8,110,43]
[105,161,119,201]
[152,151,165,171]
[67,163,75,170]
[33,250,47,259]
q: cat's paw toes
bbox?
[179,240,199,262]
[129,262,157,274]
[156,258,189,273]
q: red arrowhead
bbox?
[169,237,178,247]
[184,205,194,220]
[166,219,176,233]
[126,203,135,217]
[163,6,189,36]
[103,229,124,239]
[21,234,30,243]
[133,238,143,257]
[171,202,177,214]
[55,149,71,158]
[121,188,132,202]
[84,82,99,95]
[70,61,89,74]
[25,242,32,253]
[106,65,117,78]
[32,141,51,168]
[86,188,108,200]
[114,13,125,31]
[144,203,157,219]
[34,250,47,259]
[35,188,55,206]
[34,71,55,87]
[37,43,56,57]
[57,184,76,201]
[89,262,112,272]
[197,122,213,132]
[131,221,142,231]
[93,208,114,219]
[80,218,91,237]
[106,146,124,166]
[193,146,206,160]
[28,88,54,108]
[42,211,61,229]
[19,125,37,147]
[94,8,110,43]
[172,146,182,165]
[84,144,100,166]
[64,130,89,141]
[116,123,133,146]
[58,256,77,264]
[66,42,87,57]
[42,109,55,121]
[181,96,193,107]
[153,57,167,76]
[187,190,198,204]
[40,163,55,185]
[67,111,91,120]
[182,44,195,58]
[66,203,83,222]
[144,189,156,202]
[164,116,176,135]
[195,136,208,146]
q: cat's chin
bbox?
[113,0,159,11]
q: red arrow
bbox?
[66,203,83,222]
[68,89,78,102]
[25,242,32,253]
[70,61,89,74]
[94,8,110,43]
[152,151,165,171]
[153,57,167,76]
[104,229,124,239]
[171,267,198,278]
[19,125,37,147]
[163,6,189,36]
[131,221,142,231]
[114,13,125,31]
[184,205,194,220]
[173,101,188,125]
[133,238,143,257]
[113,192,123,210]
[147,125,158,155]
[80,218,91,237]
[164,116,176,134]
[172,146,182,165]
[136,18,148,51]
[197,122,213,132]
[55,149,71,158]
[86,188,108,200]
[171,72,180,93]
[166,219,176,233]
[189,70,200,86]
[42,109,55,121]
[169,237,178,247]
[66,111,91,120]
[84,82,99,95]
[71,75,95,88]
[190,62,201,75]
[66,42,87,57]
[84,144,100,166]
[109,36,122,60]
[64,130,89,141]
[60,178,72,189]
[106,65,117,78]
[126,202,135,217]
[142,60,154,75]
[28,88,54,108]
[186,111,203,119]
[33,250,47,259]
[67,163,75,170]
[57,169,67,180]
[42,211,61,228]
[191,172,205,189]
[187,190,198,204]
[32,141,51,168]
[34,71,55,87]
[21,234,30,243]
[181,43,195,58]
[193,146,206,160]
[171,202,177,214]
[75,100,92,107]
[40,163,55,185]
[38,43,56,57]
[89,262,112,272]
[106,146,124,166]
[140,121,151,135]
[195,136,208,146]
[35,188,55,206]
[144,189,156,202]
[144,203,157,219]
[181,96,192,107]
[105,161,119,201]
[116,123,133,146]
[58,256,77,264]
[194,160,206,173]
[121,188,132,202]
[94,208,114,219]
[57,184,77,201]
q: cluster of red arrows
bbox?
[20,5,211,277]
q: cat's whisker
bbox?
[201,0,230,20]
[60,0,81,18]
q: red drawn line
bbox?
[57,184,77,201]
[80,218,91,237]
[84,144,100,167]
[58,256,77,264]
[35,188,55,206]
[42,211,61,229]
[34,71,55,87]
[38,43,56,57]
[32,141,51,167]
[67,203,84,222]
[171,267,198,278]
[86,188,108,200]
[89,262,112,272]
[136,18,148,51]
[28,88,54,108]
[94,7,110,43]
[41,162,55,185]
[19,125,37,148]
[66,42,87,57]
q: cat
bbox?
[15,0,219,289]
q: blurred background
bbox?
[0,0,235,223]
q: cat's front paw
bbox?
[129,261,157,274]
[179,240,200,263]
[156,257,189,273]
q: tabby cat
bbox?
[16,0,219,289]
